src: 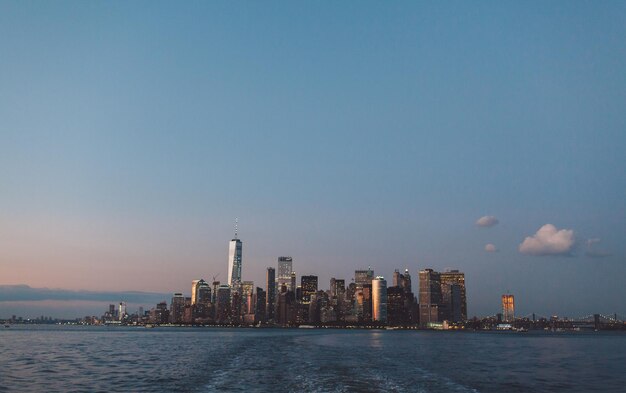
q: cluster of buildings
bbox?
[100,231,468,328]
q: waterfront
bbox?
[0,326,624,392]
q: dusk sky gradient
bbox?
[1,1,625,318]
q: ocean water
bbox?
[0,326,624,392]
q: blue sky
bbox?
[1,1,625,318]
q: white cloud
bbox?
[585,238,611,258]
[476,215,499,227]
[518,224,575,256]
[484,243,497,252]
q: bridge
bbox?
[515,313,625,330]
[569,314,625,329]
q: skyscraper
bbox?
[150,302,169,324]
[193,280,212,320]
[277,283,296,326]
[196,281,211,304]
[393,269,412,294]
[355,268,374,286]
[277,256,293,291]
[211,280,220,304]
[118,302,127,321]
[355,283,373,322]
[502,294,515,322]
[227,237,243,289]
[330,278,346,298]
[266,267,276,322]
[191,280,201,305]
[290,272,297,293]
[170,293,186,324]
[215,285,231,324]
[393,270,402,287]
[440,270,467,322]
[191,279,210,305]
[386,286,407,325]
[372,276,388,323]
[419,269,442,327]
[300,275,318,304]
[255,287,266,323]
[241,281,254,315]
[402,268,412,293]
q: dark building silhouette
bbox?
[215,285,231,324]
[346,282,357,303]
[255,287,266,323]
[193,280,212,320]
[393,269,412,294]
[266,267,276,322]
[170,293,188,324]
[277,284,296,326]
[300,275,318,304]
[387,286,408,326]
[440,270,467,322]
[419,269,442,327]
[150,301,169,324]
[308,292,322,324]
[355,283,373,323]
[231,291,242,324]
[354,268,374,286]
[330,278,346,298]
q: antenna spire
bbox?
[235,217,238,239]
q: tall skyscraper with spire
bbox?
[228,220,243,290]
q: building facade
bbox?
[170,293,187,324]
[300,275,318,304]
[266,267,276,322]
[393,269,412,293]
[355,268,374,287]
[372,276,388,323]
[419,269,442,326]
[227,238,243,289]
[277,256,294,291]
[215,285,232,324]
[502,294,515,322]
[440,270,467,322]
[191,279,211,305]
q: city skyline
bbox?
[0,228,619,321]
[1,2,625,319]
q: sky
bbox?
[1,1,625,319]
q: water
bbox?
[0,326,624,392]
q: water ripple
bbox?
[1,327,625,392]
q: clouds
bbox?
[585,238,611,258]
[484,243,497,252]
[476,216,498,252]
[0,285,169,304]
[518,224,575,256]
[476,216,499,227]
